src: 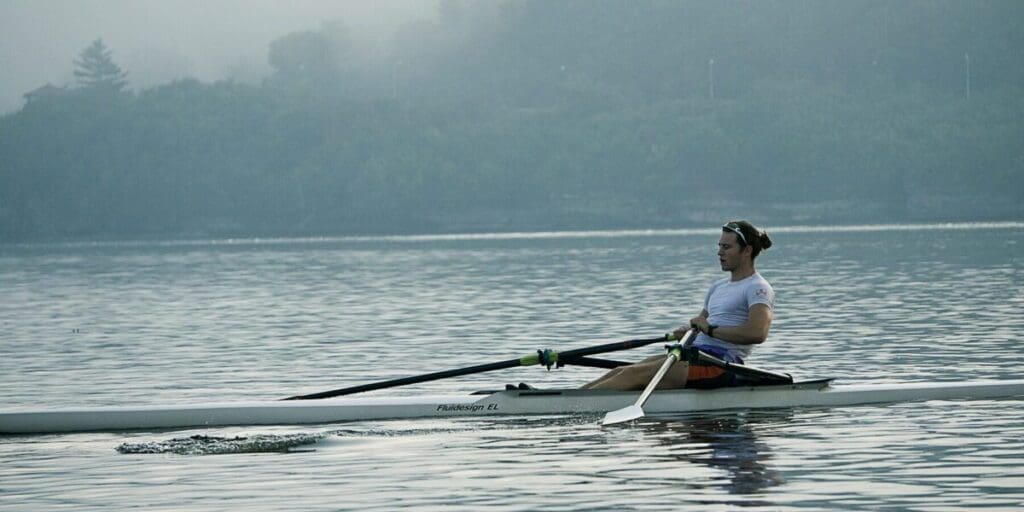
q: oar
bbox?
[602,328,697,426]
[284,333,674,400]
[559,356,631,369]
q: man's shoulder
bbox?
[747,273,775,305]
[749,273,773,288]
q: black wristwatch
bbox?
[707,325,717,337]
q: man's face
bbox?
[717,232,749,271]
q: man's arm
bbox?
[688,303,770,344]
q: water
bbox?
[1,223,1022,510]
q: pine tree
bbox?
[73,39,129,92]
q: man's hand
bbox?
[675,321,700,337]
[689,315,710,335]
[674,312,710,339]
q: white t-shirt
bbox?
[694,272,774,362]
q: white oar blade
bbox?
[602,404,645,426]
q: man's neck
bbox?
[730,265,756,282]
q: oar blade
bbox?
[602,404,645,426]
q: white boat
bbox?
[3,378,1024,435]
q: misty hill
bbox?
[1,0,1022,240]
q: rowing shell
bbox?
[3,379,1024,435]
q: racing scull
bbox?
[3,334,1023,434]
[3,378,1024,434]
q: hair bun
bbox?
[759,231,772,250]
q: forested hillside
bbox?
[1,0,1021,239]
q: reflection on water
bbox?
[640,411,789,495]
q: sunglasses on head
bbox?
[722,222,748,246]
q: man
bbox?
[582,220,774,390]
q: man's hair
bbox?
[722,220,772,259]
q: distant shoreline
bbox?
[4,220,1021,248]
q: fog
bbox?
[1,1,1020,239]
[0,0,436,113]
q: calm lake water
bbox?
[1,223,1022,511]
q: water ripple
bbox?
[1,225,1023,510]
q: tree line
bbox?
[1,0,1021,240]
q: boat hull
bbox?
[2,379,1023,435]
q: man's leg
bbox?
[582,356,690,391]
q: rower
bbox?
[583,220,775,391]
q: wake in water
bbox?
[116,433,324,455]
[114,419,568,455]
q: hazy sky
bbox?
[0,0,437,113]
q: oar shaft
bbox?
[285,333,673,400]
[629,328,696,408]
[556,334,671,360]
[560,356,630,369]
[284,358,524,400]
[602,328,697,425]
[631,347,682,407]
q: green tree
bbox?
[73,39,129,92]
